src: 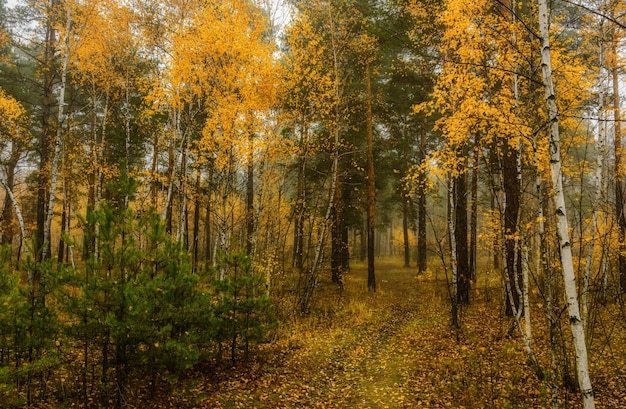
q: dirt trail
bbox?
[177,258,596,409]
[196,260,454,409]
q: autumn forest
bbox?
[0,0,625,407]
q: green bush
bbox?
[0,247,59,407]
[214,253,277,364]
[1,175,279,406]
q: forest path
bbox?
[195,258,461,408]
[179,257,583,409]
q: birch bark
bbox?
[42,8,72,263]
[537,0,595,406]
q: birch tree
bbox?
[537,0,595,406]
[0,88,29,257]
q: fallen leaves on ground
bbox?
[135,258,626,409]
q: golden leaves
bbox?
[0,88,28,144]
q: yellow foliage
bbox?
[0,88,28,145]
[390,226,416,251]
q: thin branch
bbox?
[557,0,626,30]
[493,0,542,40]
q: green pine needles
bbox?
[0,178,277,406]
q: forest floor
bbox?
[146,257,626,409]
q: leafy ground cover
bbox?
[128,258,625,409]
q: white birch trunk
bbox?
[521,244,534,357]
[538,1,595,406]
[177,135,189,244]
[448,175,457,303]
[0,177,28,256]
[42,9,72,262]
[160,108,178,222]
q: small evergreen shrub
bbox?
[214,253,277,363]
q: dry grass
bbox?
[115,257,626,409]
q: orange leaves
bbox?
[0,88,28,144]
[144,0,282,170]
[418,0,540,178]
[70,0,140,94]
[282,11,336,123]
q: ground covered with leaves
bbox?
[138,258,625,408]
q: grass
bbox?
[122,256,626,409]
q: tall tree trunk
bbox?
[300,143,339,312]
[360,213,366,262]
[612,37,625,293]
[469,135,479,282]
[402,196,410,268]
[41,7,71,263]
[366,62,376,292]
[205,162,214,265]
[503,137,521,316]
[151,132,159,207]
[246,129,255,256]
[177,135,189,245]
[455,165,469,304]
[0,177,27,258]
[163,111,177,235]
[448,175,459,329]
[300,0,342,311]
[1,145,20,249]
[293,119,307,272]
[331,173,343,285]
[584,40,607,326]
[192,169,201,273]
[84,92,98,261]
[417,128,427,273]
[57,177,67,262]
[36,0,59,262]
[538,1,595,406]
[341,219,349,272]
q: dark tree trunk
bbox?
[294,118,309,271]
[402,198,410,268]
[366,63,376,292]
[359,218,365,262]
[84,106,97,262]
[165,139,174,235]
[455,169,470,304]
[192,170,201,273]
[331,180,343,286]
[246,132,254,257]
[293,176,305,271]
[503,138,521,316]
[341,221,349,272]
[613,58,626,293]
[151,133,159,207]
[469,137,479,282]
[37,2,58,262]
[57,187,67,262]
[417,129,427,273]
[205,163,214,264]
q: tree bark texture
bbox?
[36,0,59,262]
[417,128,427,273]
[503,137,521,316]
[366,62,376,292]
[538,0,595,406]
[455,167,469,304]
[612,44,626,293]
[402,197,410,268]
